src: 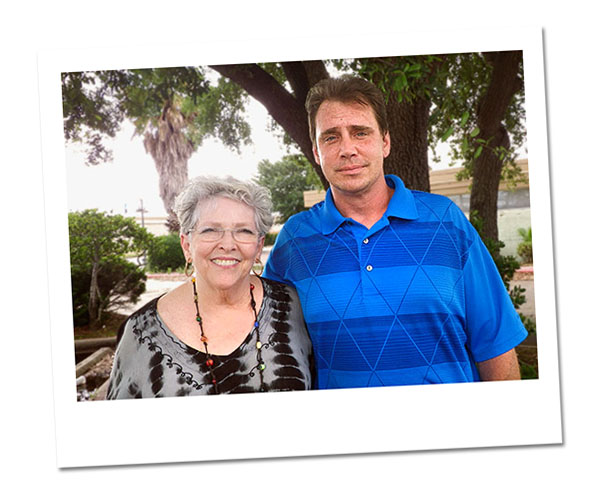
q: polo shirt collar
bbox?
[320,174,419,235]
[383,174,419,221]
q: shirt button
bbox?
[366,265,373,271]
[363,238,369,244]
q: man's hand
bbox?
[477,348,521,381]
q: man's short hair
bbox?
[305,75,389,145]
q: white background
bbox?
[2,1,587,491]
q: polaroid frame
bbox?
[38,26,561,468]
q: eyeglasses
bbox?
[190,227,260,243]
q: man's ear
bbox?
[312,143,321,165]
[382,131,391,159]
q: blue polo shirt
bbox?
[263,175,527,389]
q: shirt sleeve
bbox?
[262,226,292,285]
[462,233,528,362]
[106,316,144,399]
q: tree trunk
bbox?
[143,102,193,218]
[363,58,434,192]
[383,96,431,191]
[469,51,523,244]
[88,257,100,325]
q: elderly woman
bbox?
[107,176,314,398]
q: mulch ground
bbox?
[74,311,128,340]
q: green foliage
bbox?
[191,75,252,152]
[264,232,278,246]
[428,53,526,183]
[334,56,444,105]
[62,67,252,166]
[471,213,537,378]
[255,154,323,223]
[470,211,524,308]
[520,362,538,380]
[147,233,185,272]
[520,313,536,335]
[71,257,146,327]
[517,227,533,264]
[68,210,153,326]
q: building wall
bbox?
[446,188,531,258]
[133,217,169,237]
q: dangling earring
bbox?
[252,257,263,277]
[184,258,194,277]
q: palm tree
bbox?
[143,101,194,226]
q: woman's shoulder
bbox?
[116,295,162,345]
[260,277,300,302]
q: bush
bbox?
[147,233,185,272]
[71,257,146,327]
[264,232,278,246]
[69,210,152,327]
[517,227,533,264]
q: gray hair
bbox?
[173,176,274,236]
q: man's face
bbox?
[313,99,390,197]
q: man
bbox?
[263,75,527,389]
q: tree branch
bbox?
[209,63,329,189]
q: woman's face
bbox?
[181,196,264,292]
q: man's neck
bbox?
[332,179,394,229]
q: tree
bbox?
[68,210,152,326]
[255,154,322,223]
[429,51,526,244]
[62,68,251,219]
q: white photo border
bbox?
[38,26,562,468]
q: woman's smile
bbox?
[211,257,241,267]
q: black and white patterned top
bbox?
[106,278,315,398]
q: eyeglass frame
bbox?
[186,226,263,244]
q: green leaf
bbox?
[460,111,469,127]
[441,126,453,142]
[470,127,480,137]
[461,137,468,153]
[474,145,483,159]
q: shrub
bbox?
[71,257,146,327]
[147,233,185,272]
[264,232,278,246]
[517,227,533,264]
[69,209,152,327]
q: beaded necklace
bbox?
[191,277,266,393]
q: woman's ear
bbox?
[257,235,265,259]
[180,233,192,260]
